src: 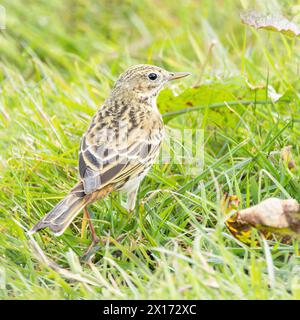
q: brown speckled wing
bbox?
[78,106,163,194]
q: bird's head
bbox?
[112,64,190,98]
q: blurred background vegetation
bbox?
[1,0,300,299]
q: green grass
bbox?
[1,0,300,299]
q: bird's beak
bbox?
[168,72,191,81]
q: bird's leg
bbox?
[126,187,139,212]
[83,206,100,255]
[81,209,88,239]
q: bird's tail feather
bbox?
[29,183,87,236]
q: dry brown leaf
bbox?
[241,11,300,37]
[238,198,300,237]
[222,194,300,245]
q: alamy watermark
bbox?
[83,121,204,177]
[0,6,6,30]
[160,127,204,175]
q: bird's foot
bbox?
[81,236,101,262]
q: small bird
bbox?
[29,64,190,252]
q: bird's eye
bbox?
[148,73,158,81]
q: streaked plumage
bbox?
[29,64,190,248]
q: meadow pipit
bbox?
[29,64,190,252]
